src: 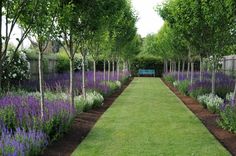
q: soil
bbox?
[162,79,236,156]
[42,79,132,156]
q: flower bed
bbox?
[0,95,75,155]
[163,71,236,134]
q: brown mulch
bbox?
[162,78,236,156]
[42,79,132,156]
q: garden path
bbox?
[72,78,229,156]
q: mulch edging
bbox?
[162,78,236,156]
[42,79,133,156]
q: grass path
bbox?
[72,78,229,156]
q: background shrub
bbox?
[131,56,163,77]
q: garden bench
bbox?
[138,69,155,77]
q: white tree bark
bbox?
[82,53,86,99]
[232,82,236,104]
[190,62,194,85]
[199,57,203,82]
[39,51,44,119]
[103,60,106,81]
[117,59,120,81]
[178,60,181,81]
[108,60,110,82]
[182,60,185,77]
[211,61,216,95]
[123,61,125,76]
[69,57,75,107]
[112,60,115,79]
[187,62,190,79]
[93,60,96,88]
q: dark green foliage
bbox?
[218,106,236,133]
[176,80,190,95]
[131,56,163,77]
[190,88,211,99]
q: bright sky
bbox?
[131,0,165,37]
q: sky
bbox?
[131,0,165,37]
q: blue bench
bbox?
[138,69,155,77]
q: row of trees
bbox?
[0,0,140,118]
[143,0,236,97]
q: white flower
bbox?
[20,51,27,61]
[115,81,121,88]
[12,73,17,78]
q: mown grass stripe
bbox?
[72,78,229,156]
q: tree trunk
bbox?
[182,60,185,78]
[128,60,130,71]
[117,59,120,81]
[123,61,125,77]
[69,57,75,107]
[163,60,166,73]
[93,60,96,88]
[82,53,86,98]
[0,2,2,90]
[0,64,2,90]
[39,51,44,119]
[199,57,202,82]
[108,60,110,82]
[187,62,190,79]
[169,61,172,72]
[112,60,115,79]
[166,60,168,73]
[103,60,106,81]
[190,62,194,85]
[211,62,216,95]
[232,81,236,104]
[178,60,181,81]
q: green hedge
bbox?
[131,56,164,77]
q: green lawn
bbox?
[72,78,229,156]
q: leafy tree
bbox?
[0,0,38,89]
[19,0,59,118]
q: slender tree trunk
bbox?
[103,60,106,81]
[0,64,2,90]
[211,61,216,95]
[166,60,168,73]
[93,60,96,88]
[173,61,176,74]
[169,61,172,72]
[112,60,115,79]
[190,62,194,85]
[0,2,2,90]
[199,57,202,82]
[182,60,185,78]
[178,60,181,81]
[69,57,75,107]
[108,60,110,82]
[123,61,125,76]
[163,60,166,73]
[39,51,44,119]
[117,59,120,81]
[128,60,130,71]
[232,81,236,104]
[69,35,75,108]
[187,62,190,79]
[82,53,86,98]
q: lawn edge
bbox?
[42,78,133,156]
[161,78,236,156]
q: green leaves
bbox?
[158,0,236,60]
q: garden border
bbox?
[162,78,236,156]
[42,78,133,156]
